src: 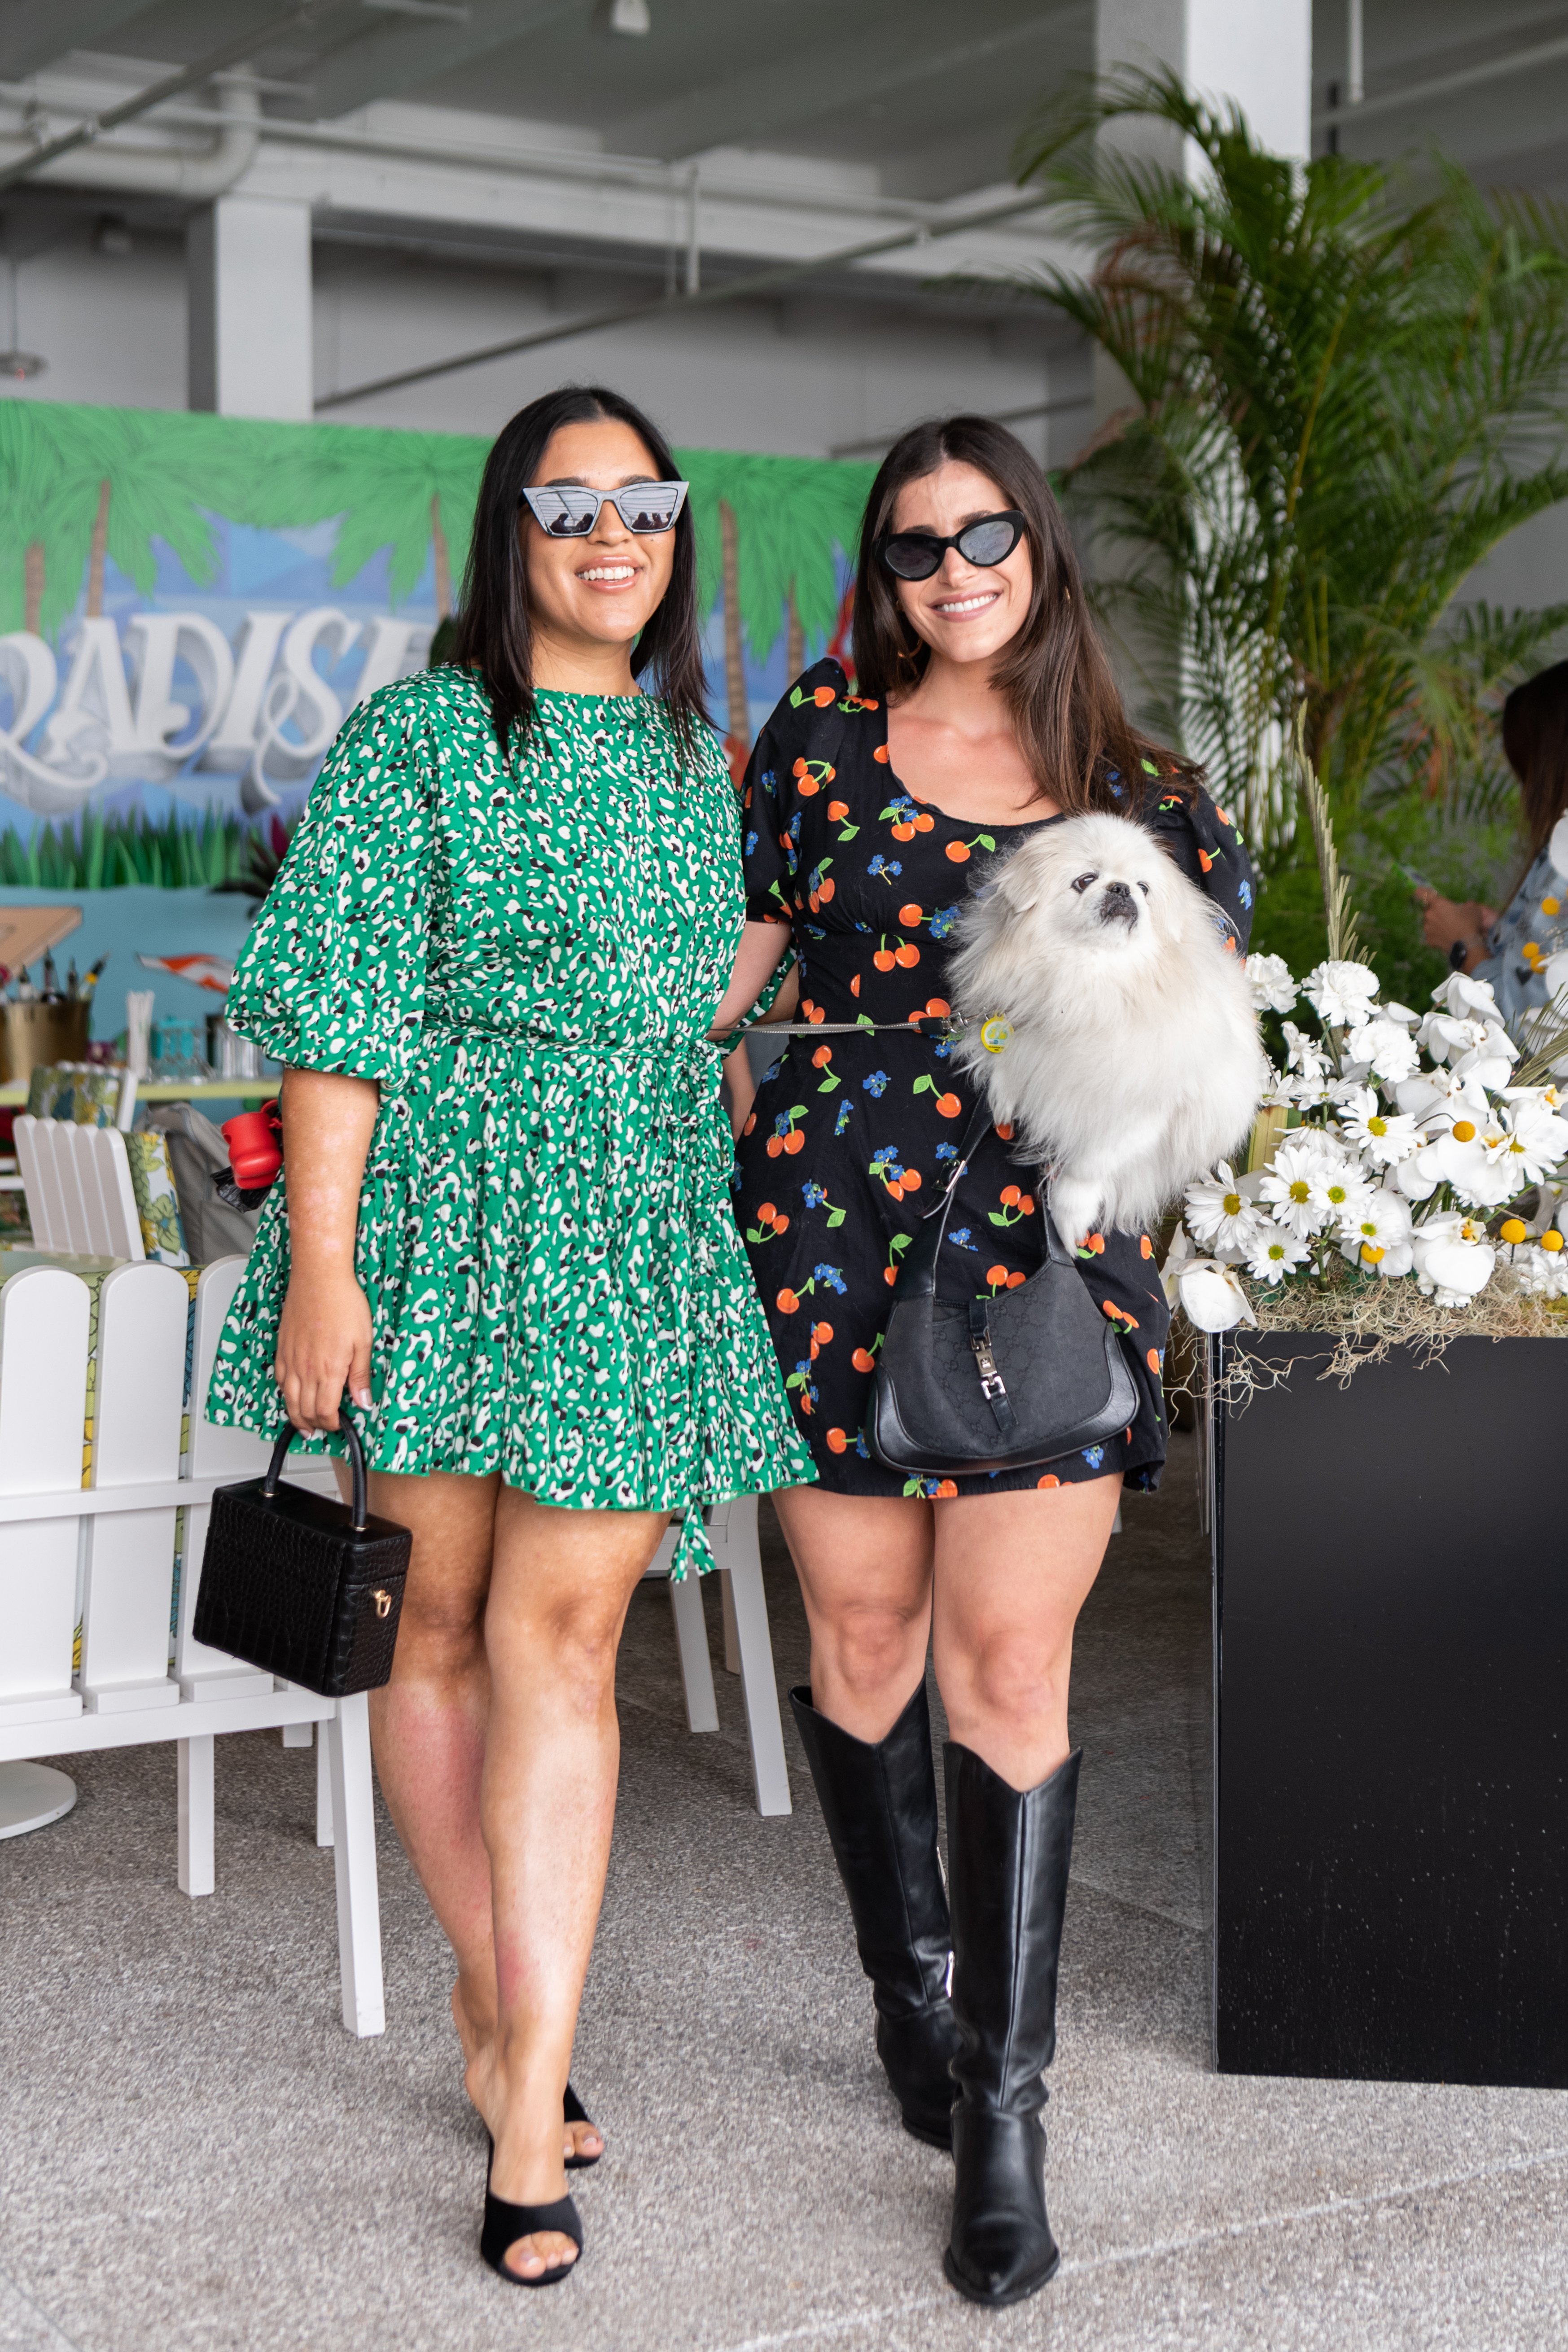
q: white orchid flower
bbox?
[1184,1162,1267,1254]
[1244,1226,1311,1283]
[1177,1258,1257,1332]
[1392,1144,1442,1201]
[1304,959,1380,1030]
[1380,1001,1419,1028]
[1334,1087,1423,1166]
[1244,952,1298,1015]
[1158,1222,1193,1310]
[1419,1012,1488,1065]
[1338,1187,1415,1278]
[1487,1103,1568,1186]
[1410,1215,1495,1307]
[1258,1138,1340,1238]
[1430,972,1499,1021]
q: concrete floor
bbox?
[4,1435,1568,2351]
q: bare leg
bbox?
[349,1463,603,2168]
[466,1490,669,2281]
[771,1485,935,1738]
[361,1467,500,2050]
[931,1478,1122,1788]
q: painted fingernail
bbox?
[351,1388,372,1407]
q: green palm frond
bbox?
[1006,70,1568,856]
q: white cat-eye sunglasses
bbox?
[520,480,690,538]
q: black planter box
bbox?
[1212,1330,1568,2086]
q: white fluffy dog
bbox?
[949,810,1266,1252]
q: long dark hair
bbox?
[1503,660,1568,855]
[452,384,709,759]
[851,414,1194,812]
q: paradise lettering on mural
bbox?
[0,609,430,815]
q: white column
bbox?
[188,197,313,419]
[1096,0,1312,159]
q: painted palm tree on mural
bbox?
[680,449,872,773]
[302,428,487,613]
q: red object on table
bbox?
[222,1100,283,1189]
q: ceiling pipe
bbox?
[0,2,338,193]
[0,73,262,199]
[1314,29,1568,131]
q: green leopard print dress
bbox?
[208,666,815,1573]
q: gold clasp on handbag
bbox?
[372,1590,392,1618]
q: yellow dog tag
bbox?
[980,1016,1012,1054]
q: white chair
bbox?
[0,1253,385,2037]
[14,1114,144,1257]
[650,1495,793,1817]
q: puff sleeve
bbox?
[225,685,437,1088]
[742,659,846,927]
[1140,771,1256,955]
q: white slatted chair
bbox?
[14,1115,144,1258]
[0,1253,385,2037]
[651,1497,793,1817]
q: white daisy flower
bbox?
[1303,959,1379,1030]
[1338,1188,1414,1278]
[1309,1156,1373,1229]
[1257,1138,1339,1238]
[1244,1226,1310,1283]
[1335,1087,1423,1166]
[1244,953,1298,1015]
[1184,1162,1266,1253]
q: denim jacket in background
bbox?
[1474,842,1568,1033]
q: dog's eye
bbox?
[1137,881,1149,897]
[1071,872,1097,894]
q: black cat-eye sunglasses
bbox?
[876,509,1027,581]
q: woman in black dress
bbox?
[729,417,1252,2307]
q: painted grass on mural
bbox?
[0,808,254,891]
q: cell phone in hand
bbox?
[1397,861,1434,893]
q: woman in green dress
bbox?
[208,386,813,2286]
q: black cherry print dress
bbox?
[731,658,1255,1499]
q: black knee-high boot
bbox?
[789,1682,961,2148]
[942,1742,1081,2307]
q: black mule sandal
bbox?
[564,2081,601,2170]
[481,2187,583,2287]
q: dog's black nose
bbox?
[1098,878,1138,924]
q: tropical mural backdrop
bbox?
[0,401,876,885]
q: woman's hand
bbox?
[276,1265,374,1436]
[1415,888,1497,968]
[273,1066,382,1434]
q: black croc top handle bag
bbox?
[194,1404,412,1698]
[865,1107,1139,1480]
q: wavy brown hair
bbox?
[452,384,710,762]
[1502,659,1568,856]
[851,414,1196,811]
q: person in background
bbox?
[1416,660,1568,1026]
[208,385,810,2289]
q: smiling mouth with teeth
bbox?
[578,564,639,583]
[933,591,999,615]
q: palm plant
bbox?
[1012,70,1568,867]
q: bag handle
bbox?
[265,1403,369,1532]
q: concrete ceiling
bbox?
[0,0,1095,203]
[1314,0,1568,196]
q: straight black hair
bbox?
[852,414,1196,811]
[1503,659,1568,856]
[452,385,710,760]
